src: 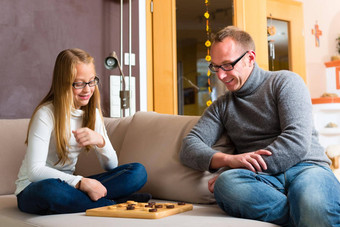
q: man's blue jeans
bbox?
[214,162,340,226]
[17,163,147,214]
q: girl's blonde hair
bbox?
[25,48,103,165]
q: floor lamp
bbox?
[104,51,130,116]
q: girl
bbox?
[15,48,150,214]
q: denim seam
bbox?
[101,164,134,184]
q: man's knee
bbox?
[288,164,340,226]
[214,169,255,203]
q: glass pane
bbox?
[267,18,290,71]
[176,0,233,116]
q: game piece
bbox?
[86,201,193,219]
[126,205,135,210]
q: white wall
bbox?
[139,0,147,111]
[298,0,340,98]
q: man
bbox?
[180,26,340,226]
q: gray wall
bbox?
[0,0,140,119]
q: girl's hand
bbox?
[77,177,107,201]
[72,127,105,148]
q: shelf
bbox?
[313,103,340,111]
[319,128,340,135]
[312,97,340,104]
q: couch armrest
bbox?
[0,119,29,195]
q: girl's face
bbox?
[72,62,96,109]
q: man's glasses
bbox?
[209,51,248,72]
[72,76,99,89]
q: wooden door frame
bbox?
[146,0,177,114]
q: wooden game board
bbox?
[86,201,193,219]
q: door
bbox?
[146,0,177,114]
[266,0,306,82]
[147,0,234,115]
[147,0,306,115]
[176,0,233,115]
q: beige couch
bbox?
[0,111,278,227]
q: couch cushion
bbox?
[118,111,234,204]
[0,119,29,195]
[104,116,134,158]
[0,195,279,227]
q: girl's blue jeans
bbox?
[214,162,340,227]
[17,163,147,214]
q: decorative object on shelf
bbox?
[204,0,212,107]
[326,144,340,171]
[337,35,340,54]
[325,122,338,128]
[311,21,322,47]
[321,92,338,98]
[331,35,340,61]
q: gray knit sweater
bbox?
[180,63,331,174]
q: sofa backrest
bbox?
[117,111,234,204]
[0,116,131,195]
[0,119,29,195]
[1,112,234,204]
[75,116,133,176]
[76,111,232,204]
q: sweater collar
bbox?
[233,63,266,97]
[71,108,84,118]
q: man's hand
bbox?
[208,150,272,193]
[72,127,105,148]
[77,177,107,201]
[227,149,272,173]
[210,149,272,173]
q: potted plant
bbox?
[331,35,340,61]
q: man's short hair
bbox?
[211,26,256,52]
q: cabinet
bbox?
[324,60,340,96]
[312,102,340,149]
[313,101,340,181]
